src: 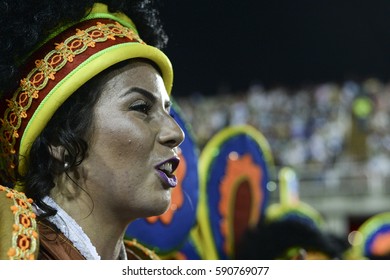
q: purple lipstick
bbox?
[155,157,180,188]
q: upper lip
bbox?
[155,156,180,176]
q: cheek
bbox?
[87,114,155,176]
[103,130,151,174]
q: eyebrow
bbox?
[120,86,172,109]
[120,87,157,103]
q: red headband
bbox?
[0,5,173,188]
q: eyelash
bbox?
[129,100,152,115]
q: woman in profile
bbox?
[0,0,184,260]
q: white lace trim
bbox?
[36,196,101,260]
[35,196,127,260]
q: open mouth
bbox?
[155,157,180,188]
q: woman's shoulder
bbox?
[0,185,39,260]
[0,185,161,260]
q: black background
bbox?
[160,0,390,96]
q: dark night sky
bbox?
[160,0,390,96]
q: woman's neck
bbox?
[50,179,129,259]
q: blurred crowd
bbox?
[174,78,390,260]
[175,78,390,174]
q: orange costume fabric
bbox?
[38,220,159,260]
[0,185,158,260]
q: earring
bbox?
[64,162,69,169]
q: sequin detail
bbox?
[0,186,38,260]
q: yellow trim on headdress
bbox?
[0,3,173,190]
[87,3,137,27]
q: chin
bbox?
[155,201,171,216]
[142,199,171,217]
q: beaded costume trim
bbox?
[0,19,143,183]
[124,239,160,260]
[0,186,38,260]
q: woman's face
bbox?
[80,60,184,220]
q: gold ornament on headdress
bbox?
[0,3,173,190]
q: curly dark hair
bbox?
[0,0,168,94]
[25,61,139,218]
[0,0,168,217]
[23,73,101,218]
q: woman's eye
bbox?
[129,100,152,114]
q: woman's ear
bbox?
[49,145,65,162]
[48,145,69,170]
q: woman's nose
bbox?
[158,114,185,148]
